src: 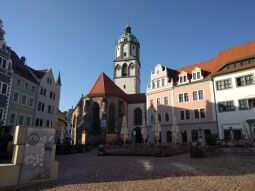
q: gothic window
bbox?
[122,64,127,77]
[92,102,100,134]
[108,103,116,133]
[133,107,142,125]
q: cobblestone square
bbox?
[10,149,255,191]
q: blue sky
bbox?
[1,0,255,111]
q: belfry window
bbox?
[122,64,127,77]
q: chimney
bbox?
[21,56,27,65]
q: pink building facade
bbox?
[147,64,217,144]
[146,41,255,144]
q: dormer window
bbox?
[179,75,187,84]
[193,72,201,80]
[191,68,203,82]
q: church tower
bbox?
[113,24,141,94]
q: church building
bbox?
[72,25,146,145]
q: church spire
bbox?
[0,19,5,41]
[56,71,62,86]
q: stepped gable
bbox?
[86,72,126,98]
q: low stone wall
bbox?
[0,126,58,190]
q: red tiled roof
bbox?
[167,40,255,81]
[86,73,146,104]
[213,62,255,77]
[86,72,126,98]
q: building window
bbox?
[36,118,43,127]
[18,115,24,125]
[236,75,254,87]
[194,109,199,119]
[180,76,183,83]
[0,83,7,95]
[152,81,155,89]
[25,83,28,89]
[179,94,184,103]
[48,105,51,114]
[239,98,255,110]
[179,75,187,83]
[37,102,42,111]
[50,91,53,99]
[162,78,165,86]
[0,108,4,120]
[46,120,52,127]
[10,113,16,124]
[178,93,189,102]
[16,79,21,86]
[165,113,169,121]
[218,101,235,112]
[216,79,232,90]
[32,86,35,92]
[192,73,196,80]
[193,91,197,101]
[180,111,185,120]
[184,93,189,102]
[13,92,19,102]
[123,52,127,57]
[26,116,31,126]
[164,97,168,105]
[197,72,201,79]
[157,79,160,88]
[37,102,45,111]
[157,98,160,106]
[180,110,190,120]
[185,110,190,120]
[122,64,127,77]
[198,90,203,100]
[200,108,205,118]
[21,95,27,105]
[29,97,34,107]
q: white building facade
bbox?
[213,64,255,142]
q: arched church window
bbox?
[133,107,142,125]
[108,103,116,133]
[122,64,127,77]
